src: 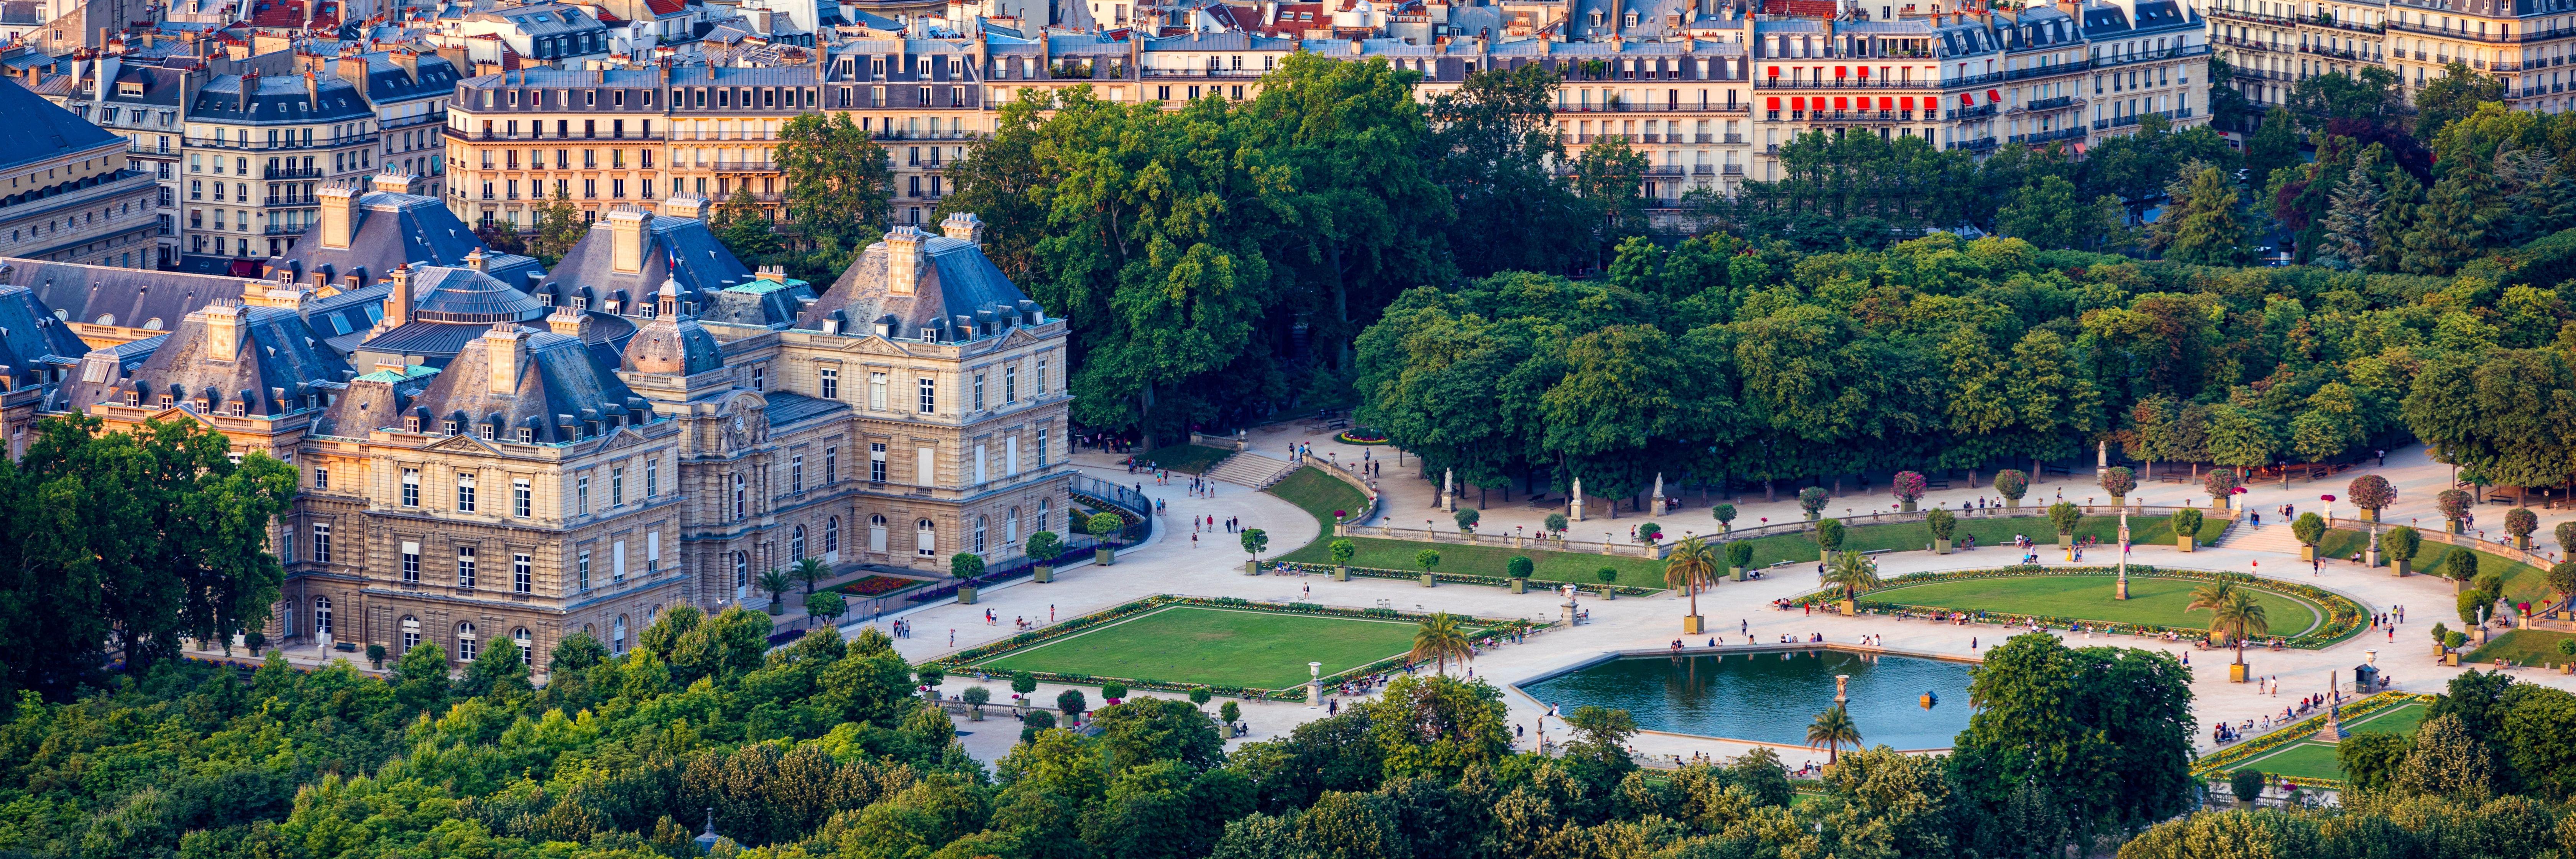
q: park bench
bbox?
[1860,548,1896,556]
[1924,478,1952,490]
[1325,418,1350,430]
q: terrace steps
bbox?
[2212,520,2306,555]
[1206,453,1300,490]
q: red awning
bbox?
[1768,66,1780,77]
[1901,96,1914,108]
[1792,97,1806,110]
[1835,66,1847,76]
[1879,97,1893,110]
[1988,88,2002,102]
[1857,66,1870,77]
[1767,96,1781,109]
[1959,92,1974,105]
[1834,97,1848,110]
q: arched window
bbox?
[916,518,936,556]
[513,627,532,666]
[313,596,332,636]
[825,517,840,554]
[871,514,888,552]
[400,615,421,651]
[974,515,988,553]
[613,614,628,654]
[792,524,807,560]
[456,621,478,662]
[1038,499,1050,533]
[1006,507,1020,544]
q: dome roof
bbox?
[622,314,723,375]
[410,265,550,324]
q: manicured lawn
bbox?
[1716,513,2234,571]
[972,606,1430,689]
[2313,529,2551,605]
[1267,467,1369,545]
[1868,575,2325,634]
[2237,742,2347,782]
[1274,535,1669,588]
[2466,629,2576,666]
[2348,701,2428,736]
[1135,444,1234,474]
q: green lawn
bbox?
[1715,513,2234,571]
[1267,467,1369,546]
[1135,444,1234,474]
[970,606,1429,689]
[2233,702,2430,782]
[2466,629,2576,666]
[1868,574,2325,634]
[2313,529,2551,605]
[1275,535,1669,588]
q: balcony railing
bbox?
[706,160,777,171]
[2091,44,2211,67]
[2009,127,2090,144]
[2208,5,2301,26]
[189,133,380,151]
[2001,63,2087,81]
[261,196,320,206]
[1722,164,1744,175]
[1952,103,2000,120]
[264,166,325,179]
[1945,137,2000,152]
[2303,14,2386,34]
[2092,107,2196,130]
[2382,17,2575,43]
[263,224,310,235]
[2022,95,2080,112]
[1757,77,1940,89]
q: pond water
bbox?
[1520,650,1978,750]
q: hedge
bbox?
[1786,566,2370,649]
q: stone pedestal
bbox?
[1562,601,1578,625]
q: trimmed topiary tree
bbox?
[1544,512,1569,535]
[2559,521,2576,557]
[2348,475,2396,522]
[1797,487,1831,520]
[1814,518,1845,559]
[2204,469,2242,509]
[1890,471,1928,512]
[2293,512,2328,551]
[2048,502,2083,543]
[2172,507,2205,549]
[1058,688,1088,719]
[2099,466,2136,501]
[2506,508,2539,549]
[2385,526,2422,574]
[2552,562,2576,601]
[2436,489,2473,533]
[1454,508,1480,533]
[1101,682,1128,704]
[1636,522,1663,543]
[1507,556,1534,579]
[1712,504,1737,532]
[2231,769,2267,805]
[2443,547,2479,583]
[1725,541,1754,579]
[1926,508,1958,541]
[1994,469,2029,507]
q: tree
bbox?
[2245,107,2303,186]
[775,112,893,252]
[757,568,796,614]
[2229,768,2267,804]
[1355,674,1511,780]
[1815,518,1846,554]
[1090,512,1128,545]
[951,552,987,582]
[1822,551,1882,601]
[1807,705,1862,765]
[2395,713,2495,800]
[2443,547,2480,584]
[1408,613,1473,675]
[2190,584,2270,661]
[1026,531,1063,566]
[1712,504,1736,531]
[1927,508,1958,542]
[522,188,588,266]
[1569,139,1650,266]
[793,556,829,596]
[1426,63,1588,276]
[711,185,783,263]
[2154,166,2255,265]
[1058,688,1088,719]
[1240,528,1269,562]
[2413,61,2507,139]
[2313,161,2383,270]
[2098,466,2136,500]
[961,685,991,718]
[1413,549,1440,577]
[1093,696,1225,772]
[2293,512,2328,548]
[2386,525,2422,565]
[1329,539,1356,568]
[2204,468,2242,506]
[1506,556,1534,580]
[1998,176,2126,251]
[1951,634,2196,838]
[2401,163,2503,274]
[1451,508,1479,533]
[2348,474,2396,517]
[2047,502,2083,537]
[1664,536,1717,624]
[1994,469,2029,504]
[805,591,848,626]
[2339,731,2414,793]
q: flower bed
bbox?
[838,575,920,597]
[1264,560,1664,595]
[1336,428,1391,445]
[1787,566,2369,649]
[926,594,1545,700]
[2190,692,2432,787]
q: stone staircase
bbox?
[2211,520,2305,555]
[1206,453,1300,489]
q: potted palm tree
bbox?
[1727,540,1753,581]
[1329,539,1356,581]
[1089,512,1125,565]
[2188,582,2269,683]
[1240,528,1269,575]
[1025,531,1062,583]
[757,568,796,615]
[2386,526,2420,576]
[793,556,829,596]
[1409,612,1474,675]
[951,552,985,604]
[1414,549,1441,587]
[2292,512,2327,561]
[2048,502,2082,550]
[1806,705,1861,766]
[1665,536,1716,633]
[1822,551,1882,616]
[2173,508,2204,552]
[1927,508,1957,554]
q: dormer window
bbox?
[518,428,534,443]
[442,420,460,435]
[478,423,495,440]
[195,398,209,411]
[921,327,937,341]
[124,391,139,406]
[231,402,248,417]
[405,416,421,433]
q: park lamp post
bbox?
[2116,505,2131,600]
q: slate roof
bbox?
[0,285,90,387]
[399,325,656,444]
[535,209,756,319]
[0,75,123,173]
[797,223,1045,343]
[761,390,847,428]
[342,51,462,104]
[187,72,371,124]
[0,258,252,332]
[268,184,542,290]
[69,302,352,418]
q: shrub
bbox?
[804,591,848,622]
[1024,531,1063,564]
[961,685,991,711]
[1544,512,1569,533]
[2458,590,2494,625]
[1725,541,1754,569]
[2506,508,2539,540]
[2172,507,2205,538]
[1926,508,1957,540]
[2099,466,2136,499]
[1101,682,1128,703]
[2292,512,2327,546]
[1329,539,1357,564]
[2436,489,2472,522]
[2230,769,2266,803]
[1507,556,1534,579]
[2048,501,2083,535]
[2348,474,2395,512]
[1993,469,2029,501]
[1058,689,1088,717]
[1454,508,1481,532]
[1219,701,1241,723]
[1815,518,1846,551]
[1596,567,1618,584]
[1020,710,1056,742]
[2445,630,2469,650]
[1890,471,1928,503]
[2385,526,2421,561]
[951,552,986,581]
[2552,562,2576,597]
[1797,486,1831,516]
[2442,548,2478,582]
[1189,687,1213,708]
[1636,522,1663,542]
[1414,549,1441,573]
[1712,504,1737,529]
[2203,469,2241,501]
[2560,521,2576,555]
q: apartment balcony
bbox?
[2302,14,2386,34]
[2091,44,2212,67]
[189,133,379,151]
[264,224,310,235]
[2009,127,2090,144]
[1945,137,2000,152]
[1722,164,1744,175]
[2001,63,2088,81]
[706,160,777,171]
[2299,43,2372,61]
[2209,5,2302,26]
[264,165,325,179]
[1647,165,1686,176]
[2215,34,2290,53]
[1757,77,1940,89]
[1692,164,1716,175]
[1952,103,2000,120]
[2021,95,2080,112]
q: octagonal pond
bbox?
[1520,649,1977,750]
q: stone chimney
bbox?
[389,48,418,82]
[884,225,928,296]
[664,195,709,221]
[940,212,984,247]
[549,304,591,338]
[384,265,412,328]
[316,182,360,249]
[607,209,649,273]
[464,247,489,272]
[203,301,245,361]
[370,171,416,195]
[485,323,530,395]
[334,53,369,94]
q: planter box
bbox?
[2362,509,2380,523]
[2447,520,2463,534]
[2178,536,2196,552]
[1420,573,1436,587]
[1901,500,1917,512]
[2394,559,2410,576]
[2300,545,2317,561]
[2057,533,2073,549]
[1839,599,1856,616]
[2006,498,2021,510]
[1730,566,1746,582]
[1510,578,1526,594]
[1683,614,1704,634]
[1244,560,1260,576]
[957,586,979,605]
[2445,652,2461,666]
[1034,565,1054,584]
[1334,565,1349,582]
[1934,538,1953,555]
[2229,662,2251,683]
[1819,548,1832,563]
[969,709,984,722]
[1603,587,1618,600]
[2516,535,2533,550]
[1096,546,1117,565]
